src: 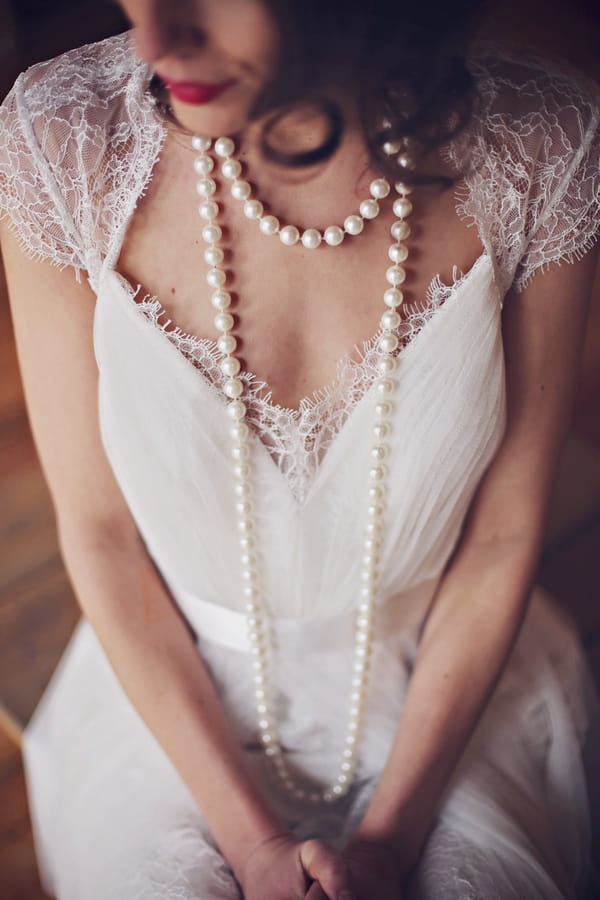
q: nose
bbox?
[131,0,205,64]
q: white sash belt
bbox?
[174,579,438,655]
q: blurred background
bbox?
[0,0,598,897]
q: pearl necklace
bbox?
[193,134,399,249]
[192,133,413,804]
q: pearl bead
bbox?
[224,378,244,399]
[384,288,404,308]
[397,152,416,170]
[214,311,234,332]
[388,243,409,264]
[218,334,237,355]
[383,139,402,155]
[205,246,224,266]
[386,266,406,286]
[221,356,241,376]
[370,178,390,199]
[211,289,231,310]
[279,225,300,246]
[221,158,242,179]
[227,400,246,420]
[344,215,364,235]
[375,378,394,396]
[214,136,235,157]
[202,224,222,244]
[199,200,219,220]
[234,476,251,494]
[236,498,253,515]
[194,155,214,175]
[244,199,264,219]
[393,197,413,218]
[395,182,413,195]
[369,464,386,482]
[196,177,216,196]
[259,215,280,235]
[370,445,387,461]
[381,310,401,331]
[324,225,344,246]
[192,135,212,152]
[391,220,410,241]
[233,443,250,460]
[231,180,252,200]
[301,228,322,249]
[379,333,399,354]
[207,268,227,288]
[377,356,397,375]
[374,401,392,418]
[359,199,379,219]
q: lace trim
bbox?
[1,34,598,297]
[132,267,466,503]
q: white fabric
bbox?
[1,30,599,900]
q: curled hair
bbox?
[149,0,488,185]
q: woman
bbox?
[0,0,598,897]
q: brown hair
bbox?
[150,0,488,186]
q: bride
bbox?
[0,0,598,897]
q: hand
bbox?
[305,839,404,900]
[238,831,354,900]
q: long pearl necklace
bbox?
[192,133,413,804]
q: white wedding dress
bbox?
[0,31,599,900]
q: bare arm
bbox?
[0,225,292,877]
[350,247,599,881]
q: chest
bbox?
[117,137,483,409]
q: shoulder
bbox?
[1,30,152,151]
[467,42,600,120]
[5,30,144,111]
[452,43,599,293]
[0,31,165,283]
[463,42,600,178]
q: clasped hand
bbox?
[239,833,404,900]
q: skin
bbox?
[1,0,597,897]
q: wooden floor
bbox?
[0,3,599,898]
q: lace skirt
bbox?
[22,587,598,899]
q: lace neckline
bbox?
[113,257,488,503]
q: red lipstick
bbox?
[160,78,236,105]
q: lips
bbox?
[159,77,236,105]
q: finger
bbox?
[299,840,354,900]
[305,882,329,900]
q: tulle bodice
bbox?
[95,255,504,627]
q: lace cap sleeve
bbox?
[0,32,165,288]
[452,49,600,294]
[0,67,87,279]
[513,64,600,291]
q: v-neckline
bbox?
[99,254,492,506]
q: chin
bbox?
[169,100,253,139]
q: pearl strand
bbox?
[192,134,412,804]
[193,135,393,250]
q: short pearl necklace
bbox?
[192,133,413,805]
